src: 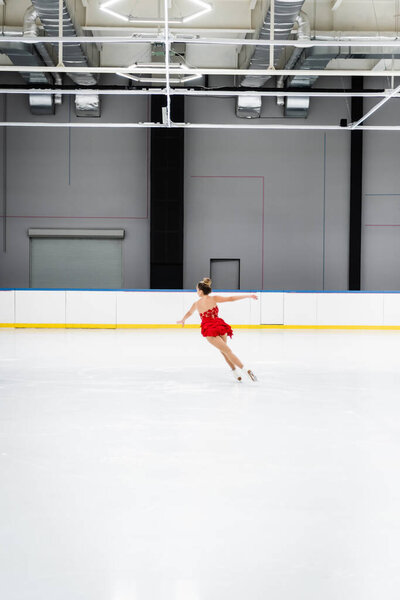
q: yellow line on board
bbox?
[268,325,400,330]
[10,323,117,329]
[66,324,116,329]
[2,323,400,330]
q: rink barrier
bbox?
[2,289,400,329]
[3,324,400,330]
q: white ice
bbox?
[1,327,400,600]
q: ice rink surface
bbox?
[1,327,400,600]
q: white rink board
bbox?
[211,293,252,325]
[66,291,116,325]
[4,290,400,327]
[15,290,66,324]
[383,294,400,326]
[117,291,187,325]
[260,293,284,324]
[0,290,14,324]
[283,293,318,325]
[183,292,201,324]
[249,293,261,325]
[317,293,384,326]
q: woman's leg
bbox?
[219,335,236,369]
[206,335,244,369]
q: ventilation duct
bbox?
[30,0,101,117]
[30,0,98,87]
[283,47,336,116]
[0,12,55,114]
[236,95,262,118]
[0,4,100,116]
[240,0,306,88]
[75,94,101,117]
[24,6,62,114]
[23,5,41,38]
[283,32,400,116]
[285,96,310,117]
[1,39,52,85]
[287,48,339,90]
[29,93,55,115]
[276,11,310,107]
[23,6,62,86]
[0,27,52,86]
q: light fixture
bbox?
[117,62,202,84]
[181,0,212,23]
[100,0,212,25]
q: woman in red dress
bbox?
[177,277,258,382]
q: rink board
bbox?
[2,289,400,328]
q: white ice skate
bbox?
[241,366,258,382]
[231,368,242,382]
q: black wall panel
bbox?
[349,77,364,290]
[150,97,184,289]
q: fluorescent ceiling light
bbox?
[100,0,212,25]
[117,63,202,84]
[182,0,212,23]
[99,0,129,22]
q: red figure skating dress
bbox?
[200,305,233,338]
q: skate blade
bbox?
[247,370,258,382]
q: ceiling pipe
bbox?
[1,35,400,48]
[0,65,400,77]
[23,5,40,37]
[0,88,397,98]
[0,121,398,131]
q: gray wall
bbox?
[184,90,350,290]
[362,78,400,290]
[1,78,400,291]
[0,93,149,289]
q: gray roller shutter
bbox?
[30,236,123,289]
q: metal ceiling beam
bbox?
[0,122,398,131]
[0,65,399,77]
[2,35,400,48]
[82,27,256,34]
[0,87,398,98]
[350,82,400,128]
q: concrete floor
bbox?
[1,327,400,600]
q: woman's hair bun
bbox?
[197,277,212,295]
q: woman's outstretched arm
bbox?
[176,302,197,327]
[213,294,258,303]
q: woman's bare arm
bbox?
[176,302,197,327]
[213,294,258,303]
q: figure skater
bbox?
[176,277,258,382]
